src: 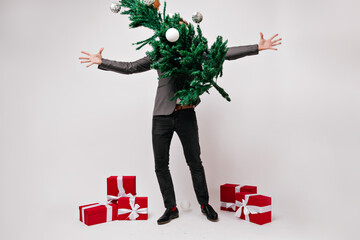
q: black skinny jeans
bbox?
[152,108,209,209]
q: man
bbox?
[79,22,281,224]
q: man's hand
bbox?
[79,48,104,67]
[258,33,282,51]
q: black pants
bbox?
[152,108,209,209]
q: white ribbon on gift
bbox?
[107,176,133,201]
[234,194,272,221]
[235,185,243,193]
[117,197,148,220]
[107,192,134,202]
[117,176,125,196]
[220,185,243,211]
[220,201,237,211]
[81,202,114,223]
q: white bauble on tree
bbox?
[143,0,155,6]
[166,28,180,42]
[110,2,121,13]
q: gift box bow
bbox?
[221,202,237,211]
[220,185,245,211]
[107,192,134,202]
[234,194,272,221]
[118,197,148,220]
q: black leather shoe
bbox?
[157,208,179,225]
[201,204,218,222]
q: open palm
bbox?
[258,32,282,51]
[79,48,104,67]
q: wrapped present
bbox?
[107,176,136,202]
[220,184,257,211]
[234,193,272,225]
[79,202,117,226]
[117,196,148,220]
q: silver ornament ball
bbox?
[192,12,203,24]
[143,0,155,6]
[110,2,121,13]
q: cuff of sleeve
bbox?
[98,58,110,70]
[250,44,259,55]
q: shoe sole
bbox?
[157,214,179,225]
[201,209,218,222]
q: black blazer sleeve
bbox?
[98,55,152,74]
[225,44,259,61]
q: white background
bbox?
[1,0,360,239]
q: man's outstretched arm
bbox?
[225,32,282,61]
[98,56,151,75]
[79,48,152,74]
[225,44,259,60]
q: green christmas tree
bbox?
[118,0,230,105]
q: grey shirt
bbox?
[98,44,259,116]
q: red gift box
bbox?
[107,176,136,202]
[79,203,118,226]
[220,184,257,211]
[117,197,148,221]
[234,193,272,225]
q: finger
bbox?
[270,33,279,40]
[79,57,90,60]
[272,42,282,46]
[260,32,264,39]
[99,47,104,54]
[272,38,282,43]
[86,62,95,68]
[81,51,91,56]
[81,60,91,63]
[270,47,278,50]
